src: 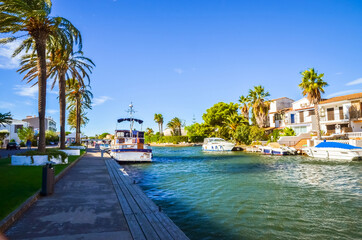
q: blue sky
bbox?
[0,0,362,136]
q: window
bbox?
[339,107,344,120]
[327,108,334,121]
[14,125,23,133]
[299,112,304,123]
[291,114,295,123]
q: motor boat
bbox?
[303,141,362,161]
[259,143,297,156]
[108,104,152,162]
[202,138,235,151]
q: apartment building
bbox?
[22,116,57,133]
[268,97,294,129]
[319,92,362,134]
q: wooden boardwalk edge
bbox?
[105,159,189,240]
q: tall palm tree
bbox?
[238,95,250,121]
[167,117,182,136]
[17,47,94,149]
[0,0,81,152]
[154,113,164,136]
[67,107,89,130]
[299,68,328,140]
[66,78,93,144]
[248,85,270,128]
[0,112,12,127]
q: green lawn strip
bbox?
[0,150,85,220]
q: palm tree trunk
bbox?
[76,98,81,144]
[59,72,66,149]
[315,104,321,140]
[35,36,47,153]
[158,123,161,136]
[161,123,163,136]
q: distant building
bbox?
[22,115,57,133]
[0,119,29,144]
[163,128,187,136]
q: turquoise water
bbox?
[123,147,362,240]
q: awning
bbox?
[117,118,143,124]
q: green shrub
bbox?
[159,136,189,144]
[10,139,15,143]
[189,136,205,143]
[19,142,25,147]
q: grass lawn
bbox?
[0,150,85,221]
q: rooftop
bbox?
[320,92,362,104]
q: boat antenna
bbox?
[127,102,136,137]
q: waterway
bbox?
[123,147,361,240]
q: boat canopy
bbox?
[315,141,362,149]
[117,118,143,124]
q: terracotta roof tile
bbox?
[320,92,362,104]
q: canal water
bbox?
[123,147,361,240]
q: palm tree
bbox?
[224,113,248,138]
[248,85,270,128]
[0,112,12,127]
[299,68,328,140]
[17,48,94,149]
[238,95,250,121]
[67,107,89,131]
[154,113,164,136]
[66,78,93,144]
[167,117,182,136]
[0,0,81,152]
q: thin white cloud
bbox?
[93,96,112,106]
[0,40,25,69]
[47,109,59,114]
[346,78,362,86]
[174,68,184,74]
[14,84,38,98]
[326,89,362,98]
[335,72,343,75]
[0,101,15,109]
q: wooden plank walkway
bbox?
[105,159,189,240]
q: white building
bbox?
[22,115,57,133]
[319,92,362,134]
[163,128,187,136]
[0,119,29,145]
[268,97,294,129]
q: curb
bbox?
[0,153,86,233]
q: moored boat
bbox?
[202,138,235,151]
[303,141,362,161]
[109,104,152,162]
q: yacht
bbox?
[303,141,362,161]
[202,138,235,151]
[109,104,152,162]
[260,143,297,156]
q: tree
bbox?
[145,128,154,135]
[154,113,164,136]
[99,132,110,139]
[234,125,252,145]
[281,127,295,136]
[45,130,58,144]
[299,68,328,140]
[0,112,12,127]
[17,127,34,142]
[0,0,81,152]
[202,102,239,139]
[248,85,270,128]
[223,113,248,139]
[167,117,182,136]
[0,130,9,148]
[66,78,92,144]
[238,95,250,121]
[67,104,89,132]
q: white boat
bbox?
[259,143,297,156]
[109,104,152,162]
[303,141,362,161]
[202,138,235,151]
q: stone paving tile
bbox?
[6,149,131,240]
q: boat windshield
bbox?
[204,138,226,143]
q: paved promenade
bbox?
[5,150,133,239]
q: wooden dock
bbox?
[105,159,189,240]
